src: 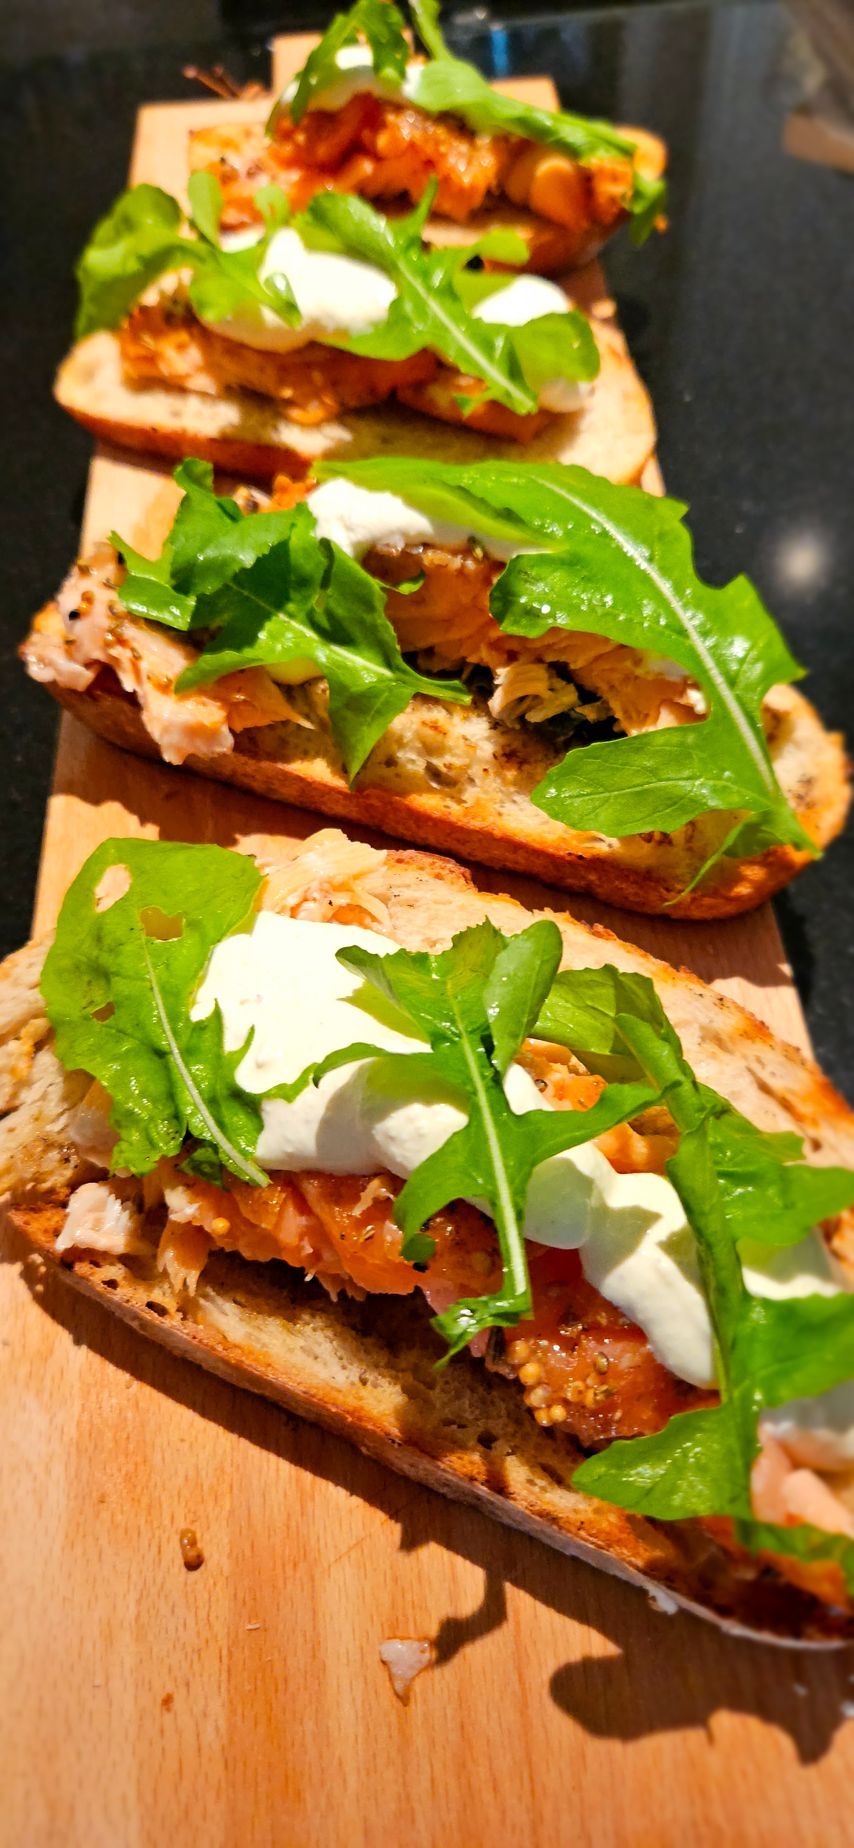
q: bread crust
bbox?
[2,837,853,1644]
[53,313,656,486]
[43,674,850,920]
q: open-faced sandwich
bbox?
[191,0,666,276]
[3,829,853,1643]
[54,170,655,482]
[22,457,848,918]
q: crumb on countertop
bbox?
[179,1526,205,1571]
[379,1637,435,1705]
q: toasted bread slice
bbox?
[1,836,852,1644]
[41,673,849,920]
[188,119,667,276]
[53,310,656,485]
[23,457,849,918]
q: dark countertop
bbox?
[0,1,851,1091]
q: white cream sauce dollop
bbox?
[278,46,425,116]
[303,477,524,562]
[201,225,397,354]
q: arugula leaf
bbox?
[411,42,630,163]
[629,170,669,247]
[183,174,299,327]
[454,265,600,399]
[535,964,854,1590]
[113,461,469,783]
[282,0,409,127]
[40,839,267,1185]
[701,1108,854,1251]
[309,921,659,1354]
[177,507,469,780]
[294,188,599,412]
[320,459,814,878]
[409,0,447,58]
[455,225,531,269]
[111,534,197,632]
[75,177,298,338]
[75,184,185,340]
[494,312,598,404]
[114,459,298,625]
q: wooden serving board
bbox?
[2,41,852,1848]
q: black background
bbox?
[1,0,851,1090]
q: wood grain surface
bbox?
[1,42,852,1848]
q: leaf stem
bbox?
[140,937,266,1186]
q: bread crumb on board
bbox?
[379,1637,435,1705]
